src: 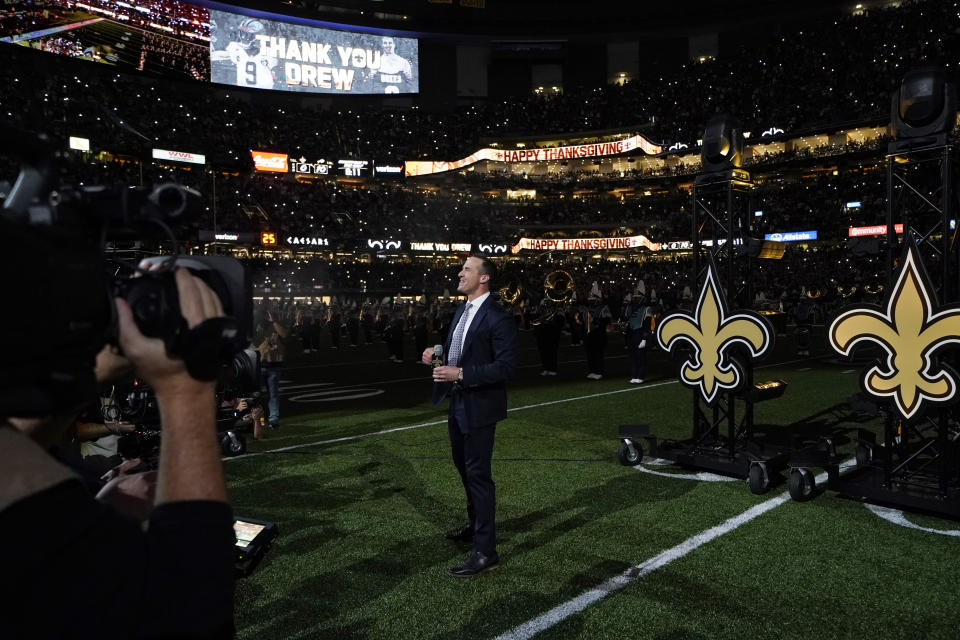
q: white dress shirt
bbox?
[454,291,490,359]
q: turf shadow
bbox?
[498,471,697,558]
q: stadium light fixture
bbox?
[700,114,744,174]
[890,65,956,151]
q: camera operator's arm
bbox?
[115,267,227,504]
[116,267,234,637]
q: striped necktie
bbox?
[447,303,472,367]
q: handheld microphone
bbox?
[432,344,443,368]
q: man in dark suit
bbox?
[421,254,517,578]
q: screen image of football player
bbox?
[367,36,414,94]
[210,17,278,89]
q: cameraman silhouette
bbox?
[1,268,236,639]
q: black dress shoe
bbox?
[444,522,474,542]
[447,551,499,578]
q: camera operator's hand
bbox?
[115,267,224,395]
[115,266,227,505]
[94,342,133,384]
[96,467,158,521]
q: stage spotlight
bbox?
[700,114,744,174]
[890,65,956,151]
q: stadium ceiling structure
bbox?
[223,0,870,37]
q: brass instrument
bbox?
[533,270,575,326]
[499,276,523,305]
[544,270,574,302]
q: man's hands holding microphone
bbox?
[421,346,460,383]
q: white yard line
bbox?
[278,358,606,396]
[230,356,820,462]
[490,460,856,640]
[226,380,675,462]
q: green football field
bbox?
[226,328,960,639]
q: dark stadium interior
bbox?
[3,0,960,637]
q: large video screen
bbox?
[0,0,418,94]
[210,10,417,94]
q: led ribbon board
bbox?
[829,242,960,419]
[657,259,774,404]
[404,135,663,177]
[512,235,660,252]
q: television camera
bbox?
[0,125,252,418]
[110,346,263,464]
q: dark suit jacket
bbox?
[432,295,518,428]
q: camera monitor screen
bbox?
[234,519,266,549]
[0,0,419,95]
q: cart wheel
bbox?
[617,440,642,466]
[818,437,836,457]
[855,442,872,467]
[221,432,247,456]
[748,462,770,494]
[788,467,816,501]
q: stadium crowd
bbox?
[0,0,950,318]
[0,0,955,164]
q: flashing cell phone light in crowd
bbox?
[845,201,862,209]
[754,210,763,217]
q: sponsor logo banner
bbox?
[252,150,288,172]
[367,238,402,251]
[849,224,904,237]
[286,236,330,246]
[477,244,509,254]
[405,134,663,177]
[764,230,817,242]
[198,230,254,243]
[153,147,205,164]
[657,238,741,251]
[290,157,330,175]
[512,235,660,252]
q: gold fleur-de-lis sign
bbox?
[829,243,960,419]
[657,260,773,403]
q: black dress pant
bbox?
[448,395,497,556]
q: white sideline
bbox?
[225,380,677,462]
[489,461,855,640]
[227,355,820,462]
